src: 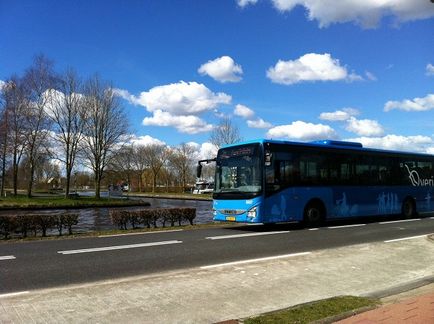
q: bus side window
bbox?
[300,157,320,185]
[418,161,433,179]
[355,162,370,185]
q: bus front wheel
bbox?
[401,198,416,219]
[303,202,325,227]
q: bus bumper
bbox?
[212,198,262,223]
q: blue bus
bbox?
[198,139,434,226]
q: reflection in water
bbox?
[0,198,213,233]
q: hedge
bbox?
[110,208,196,230]
[0,213,79,239]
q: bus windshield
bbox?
[214,143,262,198]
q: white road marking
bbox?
[384,234,429,243]
[205,231,290,240]
[379,219,420,225]
[58,240,182,255]
[98,229,183,238]
[308,228,319,231]
[0,255,16,261]
[430,217,434,220]
[200,252,311,269]
[327,224,366,229]
[0,291,29,299]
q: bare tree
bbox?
[169,143,196,192]
[143,144,170,193]
[21,55,56,197]
[49,68,86,197]
[108,145,135,191]
[131,145,148,192]
[0,82,10,196]
[1,77,27,196]
[209,116,242,149]
[81,75,128,199]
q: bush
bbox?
[139,209,153,228]
[0,215,17,239]
[34,214,55,237]
[16,215,36,238]
[110,210,130,230]
[109,208,197,230]
[129,210,141,229]
[182,208,196,225]
[55,213,79,236]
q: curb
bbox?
[364,275,434,300]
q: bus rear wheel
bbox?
[303,202,324,227]
[401,198,416,219]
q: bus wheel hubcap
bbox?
[308,208,320,221]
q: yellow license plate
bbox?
[225,216,236,221]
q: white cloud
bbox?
[115,82,231,134]
[142,110,213,134]
[198,56,243,83]
[234,103,272,128]
[426,63,434,76]
[128,134,166,147]
[267,53,362,85]
[115,81,231,115]
[345,117,384,137]
[247,118,273,129]
[384,93,434,112]
[319,108,359,121]
[234,104,255,119]
[113,88,140,105]
[365,71,377,81]
[188,141,218,160]
[0,80,5,90]
[267,121,338,141]
[237,0,258,8]
[270,0,434,28]
[346,135,434,153]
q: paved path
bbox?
[1,236,434,323]
[337,285,434,323]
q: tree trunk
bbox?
[0,140,7,197]
[65,175,71,198]
[138,173,142,192]
[95,174,101,199]
[152,174,157,193]
[13,153,18,196]
[27,163,34,198]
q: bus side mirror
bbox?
[196,164,202,178]
[265,151,272,166]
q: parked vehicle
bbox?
[193,180,214,194]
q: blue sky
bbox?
[1,0,434,155]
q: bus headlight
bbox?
[247,207,257,219]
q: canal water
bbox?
[0,197,213,233]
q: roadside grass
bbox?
[0,195,150,209]
[244,296,379,324]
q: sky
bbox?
[1,0,434,157]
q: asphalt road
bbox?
[1,215,434,294]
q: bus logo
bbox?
[405,164,434,187]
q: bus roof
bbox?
[220,138,434,158]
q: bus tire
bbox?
[401,197,416,219]
[303,201,325,227]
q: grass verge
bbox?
[0,195,150,210]
[244,296,379,324]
